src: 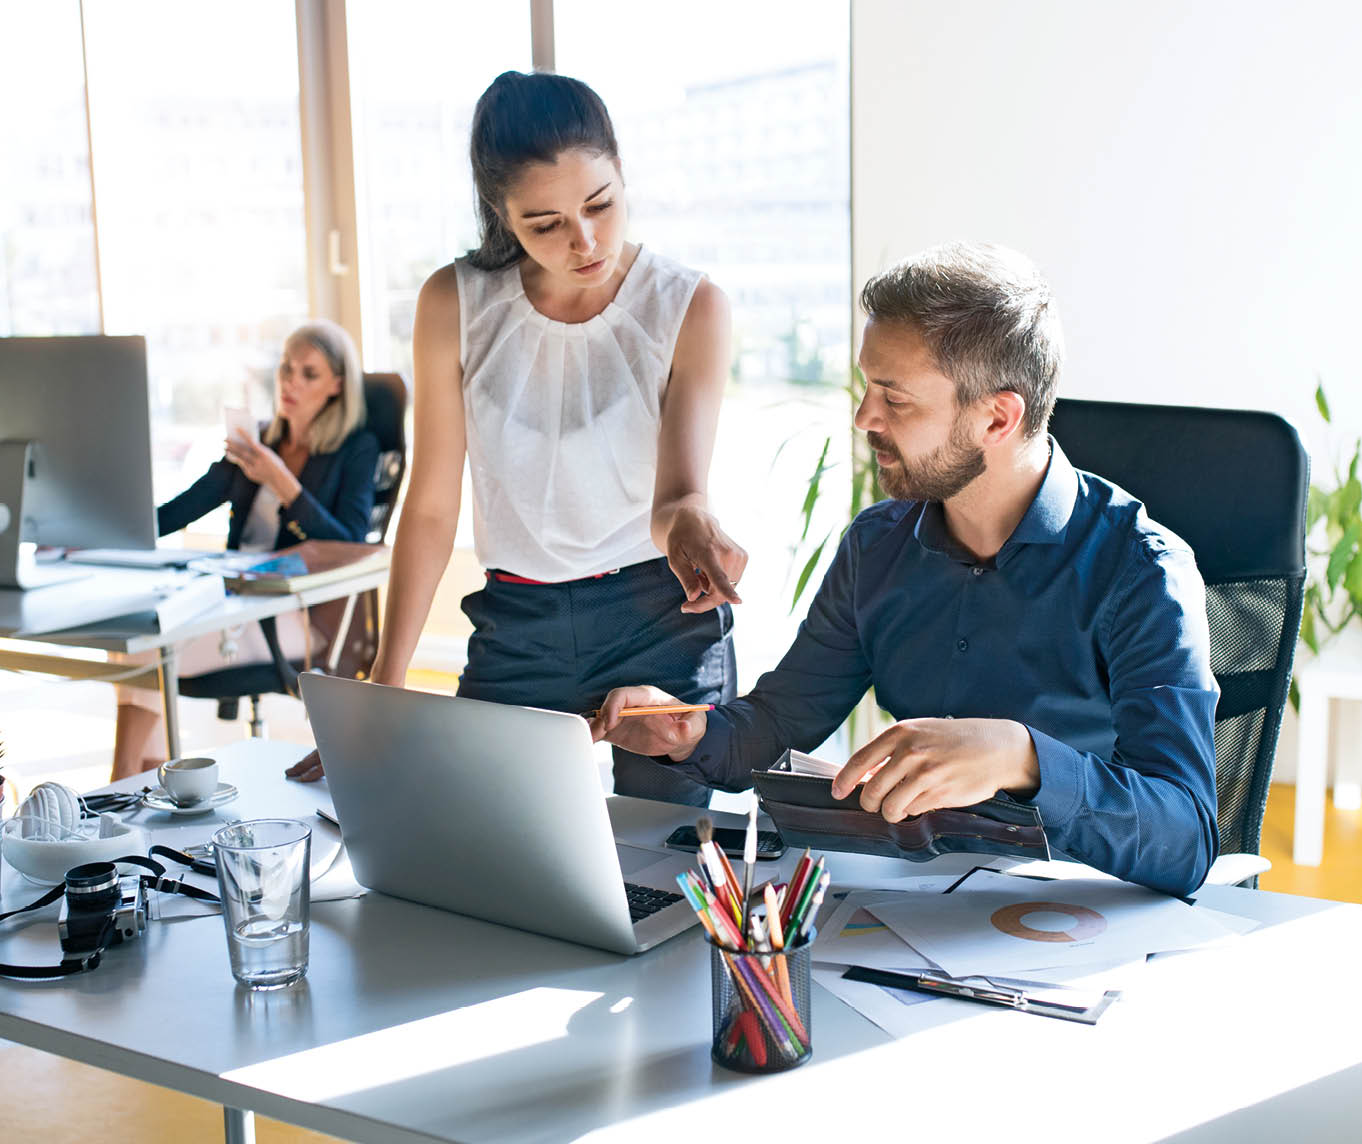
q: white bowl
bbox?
[1,816,148,885]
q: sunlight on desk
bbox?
[221,987,603,1102]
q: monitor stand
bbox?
[0,441,89,590]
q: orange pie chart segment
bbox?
[989,901,1108,943]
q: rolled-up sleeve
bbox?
[1023,543,1219,897]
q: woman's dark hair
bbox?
[466,71,620,271]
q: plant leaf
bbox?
[1326,520,1360,595]
[798,436,832,542]
[789,530,830,613]
[1307,486,1328,532]
[1316,380,1331,423]
[1288,676,1300,713]
[1345,548,1362,607]
[1339,476,1362,527]
[1299,604,1318,654]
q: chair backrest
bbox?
[362,372,409,543]
[1049,398,1309,857]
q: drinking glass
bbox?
[213,818,311,989]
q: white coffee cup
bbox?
[157,757,219,807]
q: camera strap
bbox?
[0,848,221,979]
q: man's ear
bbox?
[982,390,1028,446]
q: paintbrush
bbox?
[697,815,743,924]
[741,798,758,940]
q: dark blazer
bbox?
[158,427,380,550]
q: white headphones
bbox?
[17,782,85,840]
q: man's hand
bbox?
[664,506,748,614]
[225,431,302,505]
[588,685,708,760]
[830,718,1039,821]
[285,748,325,783]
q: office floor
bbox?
[2,665,1361,1142]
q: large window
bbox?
[10,2,854,680]
[347,0,531,380]
[82,0,310,508]
[0,1,100,336]
[555,0,852,681]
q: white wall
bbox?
[851,0,1362,783]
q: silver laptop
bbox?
[300,674,699,955]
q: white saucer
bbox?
[142,782,239,815]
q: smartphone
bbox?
[224,406,258,444]
[664,824,785,860]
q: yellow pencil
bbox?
[589,703,715,718]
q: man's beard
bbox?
[868,415,986,503]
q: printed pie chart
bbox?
[989,901,1107,943]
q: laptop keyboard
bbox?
[624,882,683,923]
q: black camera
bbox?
[57,861,147,958]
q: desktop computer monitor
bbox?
[0,335,157,588]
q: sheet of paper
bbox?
[145,831,357,920]
[868,869,1239,977]
[815,887,945,970]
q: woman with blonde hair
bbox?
[110,319,378,779]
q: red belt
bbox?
[487,569,620,585]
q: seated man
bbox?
[592,241,1218,897]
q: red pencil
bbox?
[780,848,813,931]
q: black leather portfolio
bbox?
[753,750,1051,863]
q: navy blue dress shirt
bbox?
[675,441,1219,897]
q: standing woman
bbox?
[288,71,745,804]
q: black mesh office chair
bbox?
[178,372,409,735]
[1049,398,1308,865]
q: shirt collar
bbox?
[911,436,1079,563]
[1005,437,1079,548]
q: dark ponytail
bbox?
[466,71,620,272]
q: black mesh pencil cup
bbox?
[709,937,813,1073]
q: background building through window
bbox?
[347,0,531,381]
[81,0,310,512]
[0,0,100,337]
[555,0,852,682]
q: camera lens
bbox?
[64,861,120,912]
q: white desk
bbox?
[2,740,1360,1144]
[0,565,388,758]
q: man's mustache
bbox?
[866,432,898,459]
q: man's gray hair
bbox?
[859,242,1064,439]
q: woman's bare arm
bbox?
[651,278,747,613]
[370,265,468,686]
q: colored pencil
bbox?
[589,703,714,718]
[788,857,826,936]
[780,848,813,930]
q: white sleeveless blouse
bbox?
[456,246,703,581]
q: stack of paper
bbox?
[811,867,1255,1037]
[781,749,843,779]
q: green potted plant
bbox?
[1299,383,1362,661]
[787,365,882,611]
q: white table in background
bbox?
[1293,625,1362,865]
[0,564,388,759]
[1,740,1360,1144]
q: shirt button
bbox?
[972,567,985,577]
[957,638,969,653]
